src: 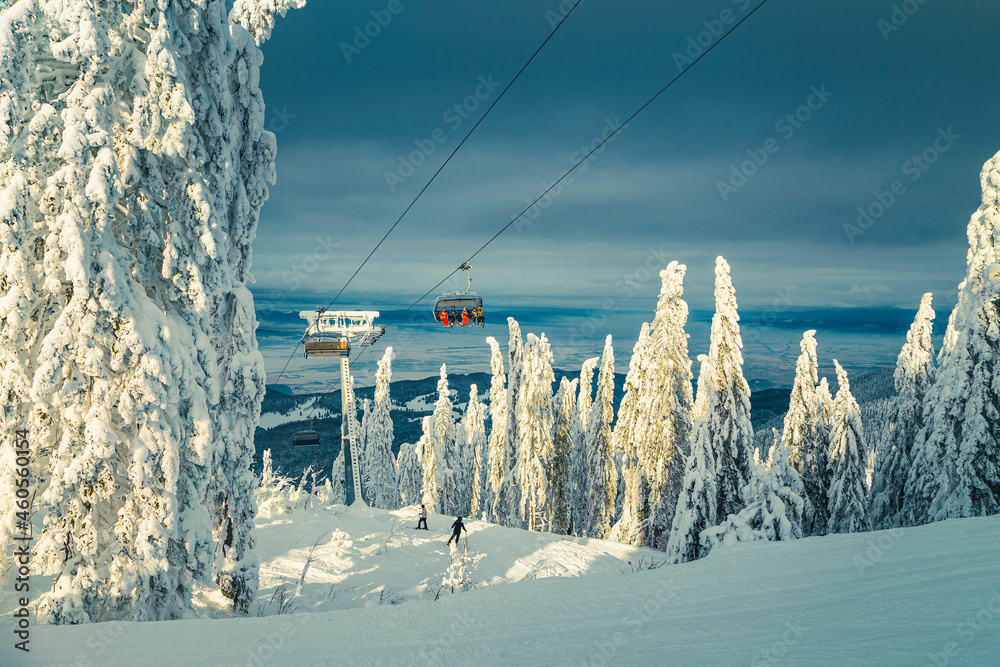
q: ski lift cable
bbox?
[380,0,774,333]
[317,0,586,315]
[269,0,584,388]
[296,0,770,405]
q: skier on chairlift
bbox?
[461,307,470,327]
[440,310,449,328]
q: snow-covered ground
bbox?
[4,504,998,666]
[258,397,334,430]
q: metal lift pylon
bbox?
[300,309,385,506]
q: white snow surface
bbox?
[2,508,998,666]
[258,397,333,429]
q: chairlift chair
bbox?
[291,430,321,447]
[433,263,483,324]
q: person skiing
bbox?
[417,504,428,530]
[461,307,469,327]
[446,516,467,546]
[440,310,449,328]
[450,306,457,326]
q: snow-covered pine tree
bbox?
[569,356,599,536]
[0,1,300,623]
[397,441,423,508]
[781,330,829,536]
[358,398,372,493]
[329,448,347,506]
[548,376,577,535]
[429,365,456,514]
[484,336,507,523]
[365,347,398,510]
[610,324,652,546]
[464,385,488,519]
[497,319,525,527]
[868,295,935,529]
[784,330,820,469]
[904,152,1000,524]
[642,262,694,550]
[583,336,617,538]
[806,375,834,536]
[664,419,717,564]
[692,354,710,421]
[419,414,440,511]
[702,429,804,550]
[515,333,555,531]
[705,256,754,521]
[827,361,869,534]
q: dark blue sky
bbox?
[249,0,1000,320]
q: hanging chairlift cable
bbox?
[298,0,771,414]
[269,0,584,387]
[378,0,774,335]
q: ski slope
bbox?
[3,506,998,666]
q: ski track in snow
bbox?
[2,509,998,666]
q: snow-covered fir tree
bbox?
[497,319,527,527]
[514,333,555,531]
[365,347,398,510]
[548,377,577,535]
[827,361,869,534]
[868,295,935,529]
[642,262,694,550]
[426,365,456,514]
[419,414,441,511]
[664,419,717,564]
[397,441,423,508]
[904,152,1000,524]
[702,429,804,550]
[0,1,301,623]
[583,336,617,538]
[783,330,821,469]
[484,336,507,523]
[704,256,754,521]
[321,440,343,504]
[781,330,830,536]
[569,356,598,536]
[610,324,652,546]
[464,385,488,520]
[692,354,710,421]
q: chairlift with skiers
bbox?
[433,263,484,327]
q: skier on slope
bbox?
[446,516,467,546]
[417,504,428,530]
